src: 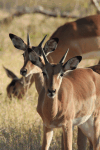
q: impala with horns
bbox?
[4,66,34,99]
[9,15,100,77]
[9,33,48,76]
[28,47,100,150]
[9,33,96,150]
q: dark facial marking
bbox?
[28,48,33,53]
[32,46,36,50]
[52,64,56,67]
[52,38,59,43]
[52,49,55,52]
[42,72,46,76]
[71,67,76,70]
[31,61,36,64]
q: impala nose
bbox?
[48,89,56,98]
[20,69,27,76]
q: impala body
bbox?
[28,47,100,150]
[48,14,100,63]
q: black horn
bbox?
[38,35,47,47]
[41,48,49,64]
[59,48,69,64]
[27,33,30,46]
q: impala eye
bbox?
[60,73,64,77]
[42,72,46,76]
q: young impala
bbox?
[28,47,100,150]
[3,66,34,99]
[9,33,100,149]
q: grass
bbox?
[0,9,99,149]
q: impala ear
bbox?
[63,56,82,71]
[29,50,44,69]
[43,38,59,56]
[3,66,18,79]
[9,33,27,51]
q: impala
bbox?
[9,32,100,149]
[28,46,100,150]
[48,14,100,64]
[3,66,34,99]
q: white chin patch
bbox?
[47,93,56,99]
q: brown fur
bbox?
[9,15,100,148]
[37,62,100,150]
[49,14,100,63]
[4,67,34,99]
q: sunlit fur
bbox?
[9,21,100,149]
[37,61,100,150]
[49,14,100,64]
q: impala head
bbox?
[4,66,30,99]
[29,47,82,98]
[9,33,58,77]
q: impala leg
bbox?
[78,117,94,150]
[42,125,53,150]
[77,129,93,150]
[77,128,87,150]
[62,127,86,150]
[89,141,93,150]
[93,116,100,150]
[61,133,64,150]
[62,120,73,150]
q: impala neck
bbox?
[34,73,44,94]
[25,74,34,87]
[43,93,58,122]
[28,75,35,87]
[22,75,34,91]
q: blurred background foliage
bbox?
[0,0,99,15]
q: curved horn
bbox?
[27,33,30,46]
[59,48,69,64]
[38,35,47,47]
[41,48,49,64]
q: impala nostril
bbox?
[20,69,27,76]
[48,89,56,93]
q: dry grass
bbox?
[0,10,99,150]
